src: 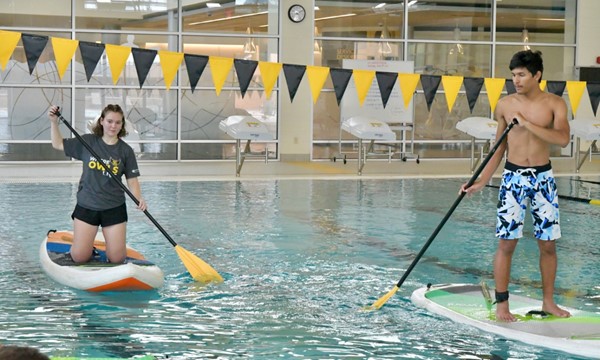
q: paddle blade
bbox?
[480,280,493,312]
[364,285,399,311]
[175,245,224,284]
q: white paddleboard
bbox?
[411,283,600,358]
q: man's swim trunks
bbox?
[496,161,560,240]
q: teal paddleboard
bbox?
[411,283,600,358]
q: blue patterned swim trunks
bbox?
[496,161,561,241]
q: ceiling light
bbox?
[314,26,322,54]
[206,2,221,8]
[521,28,531,50]
[378,23,392,55]
[448,27,464,56]
[243,27,257,55]
[189,10,268,26]
[315,13,356,22]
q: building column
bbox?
[279,0,314,162]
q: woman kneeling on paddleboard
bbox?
[49,104,147,264]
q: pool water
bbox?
[0,178,598,359]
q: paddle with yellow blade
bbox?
[365,119,518,310]
[51,107,223,283]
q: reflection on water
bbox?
[0,179,598,359]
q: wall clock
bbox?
[288,4,306,23]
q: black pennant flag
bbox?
[330,68,353,106]
[587,82,600,116]
[463,77,484,113]
[184,54,208,93]
[233,59,258,98]
[131,48,157,88]
[420,75,441,111]
[376,71,398,109]
[79,41,105,82]
[505,79,516,94]
[282,64,306,102]
[21,33,48,75]
[546,80,566,97]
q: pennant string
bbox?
[2,32,598,116]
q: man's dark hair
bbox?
[0,345,50,360]
[509,50,544,82]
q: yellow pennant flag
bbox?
[258,61,283,99]
[209,56,234,96]
[441,75,464,112]
[353,69,375,106]
[566,81,587,116]
[398,73,420,109]
[0,30,21,71]
[539,79,547,92]
[158,50,184,90]
[484,78,506,114]
[51,37,79,80]
[306,65,330,104]
[105,44,131,85]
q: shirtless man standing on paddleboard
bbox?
[460,50,571,322]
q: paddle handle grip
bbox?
[52,108,178,248]
[393,118,518,288]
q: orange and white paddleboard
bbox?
[40,230,164,292]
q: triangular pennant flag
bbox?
[441,75,463,112]
[398,73,420,109]
[131,47,157,88]
[0,30,22,71]
[352,69,375,106]
[105,44,131,85]
[420,75,442,111]
[158,50,183,90]
[463,77,484,113]
[282,64,306,102]
[209,56,234,96]
[484,78,506,113]
[258,61,283,100]
[566,81,586,116]
[184,54,208,93]
[21,33,48,75]
[546,80,566,97]
[505,79,516,94]
[376,71,398,109]
[539,79,547,91]
[50,37,79,80]
[329,68,352,105]
[586,82,600,116]
[79,41,105,82]
[234,59,258,98]
[306,65,330,104]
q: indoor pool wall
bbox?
[0,178,598,359]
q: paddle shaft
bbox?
[54,110,178,247]
[572,179,600,186]
[393,119,517,288]
[486,184,600,205]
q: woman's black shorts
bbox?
[71,203,128,227]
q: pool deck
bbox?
[1,157,599,182]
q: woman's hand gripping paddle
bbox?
[52,107,223,284]
[365,119,518,310]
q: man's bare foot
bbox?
[495,301,516,322]
[542,302,571,318]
